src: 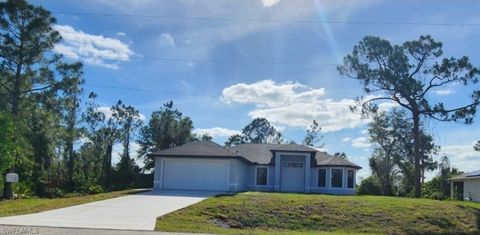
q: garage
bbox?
[162,159,230,191]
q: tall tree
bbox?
[224,134,244,147]
[0,0,81,199]
[338,35,480,197]
[369,149,397,196]
[241,118,283,144]
[303,120,324,148]
[474,141,480,151]
[137,101,194,170]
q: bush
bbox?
[357,176,382,195]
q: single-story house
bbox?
[149,141,361,194]
[450,170,480,202]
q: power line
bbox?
[84,83,218,98]
[52,11,480,27]
[60,53,339,67]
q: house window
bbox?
[256,167,268,186]
[331,169,343,188]
[318,169,326,188]
[347,170,354,188]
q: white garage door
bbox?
[162,159,230,191]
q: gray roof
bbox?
[228,143,361,169]
[450,170,480,181]
[150,141,361,169]
[149,141,237,157]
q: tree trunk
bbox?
[105,142,113,190]
[412,111,422,198]
[2,63,22,200]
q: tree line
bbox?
[1,0,479,200]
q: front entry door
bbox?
[280,161,305,192]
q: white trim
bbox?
[255,166,269,186]
[331,168,344,188]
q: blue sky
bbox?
[32,0,480,179]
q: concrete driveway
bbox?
[0,190,215,231]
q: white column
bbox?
[274,153,281,192]
[304,154,311,193]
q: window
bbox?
[256,167,268,186]
[318,169,326,188]
[331,169,343,188]
[347,170,354,188]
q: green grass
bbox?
[155,192,480,235]
[0,189,147,217]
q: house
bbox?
[450,170,480,202]
[149,141,361,194]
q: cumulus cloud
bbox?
[221,80,395,132]
[262,0,280,7]
[441,142,480,173]
[432,88,455,96]
[350,137,372,148]
[342,137,352,142]
[159,33,176,47]
[193,127,241,137]
[53,25,134,69]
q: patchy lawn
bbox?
[0,189,147,217]
[155,192,480,235]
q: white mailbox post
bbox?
[6,173,18,183]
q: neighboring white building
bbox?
[450,170,480,202]
[149,141,361,194]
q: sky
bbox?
[31,0,480,179]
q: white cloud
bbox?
[441,142,480,173]
[116,32,126,37]
[159,33,176,47]
[432,88,455,96]
[262,0,280,8]
[53,25,134,69]
[112,142,144,167]
[350,137,371,148]
[221,80,395,132]
[342,137,352,142]
[193,127,241,138]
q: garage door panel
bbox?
[163,159,229,191]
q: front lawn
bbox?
[0,189,147,217]
[155,192,480,234]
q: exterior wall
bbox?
[228,159,249,192]
[153,155,358,195]
[464,178,480,202]
[247,165,275,191]
[309,167,357,195]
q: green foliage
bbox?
[339,35,480,197]
[137,101,194,170]
[474,140,480,151]
[241,118,283,144]
[356,176,382,195]
[303,120,324,148]
[224,134,244,147]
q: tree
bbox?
[338,35,480,197]
[333,152,348,159]
[474,141,480,151]
[303,120,324,148]
[357,175,382,195]
[369,149,397,196]
[241,118,283,144]
[0,113,17,192]
[224,134,244,147]
[137,101,194,170]
[0,0,84,199]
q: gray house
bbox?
[450,170,480,202]
[150,141,361,194]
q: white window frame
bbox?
[347,169,355,189]
[331,168,344,188]
[255,166,269,186]
[317,168,327,188]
